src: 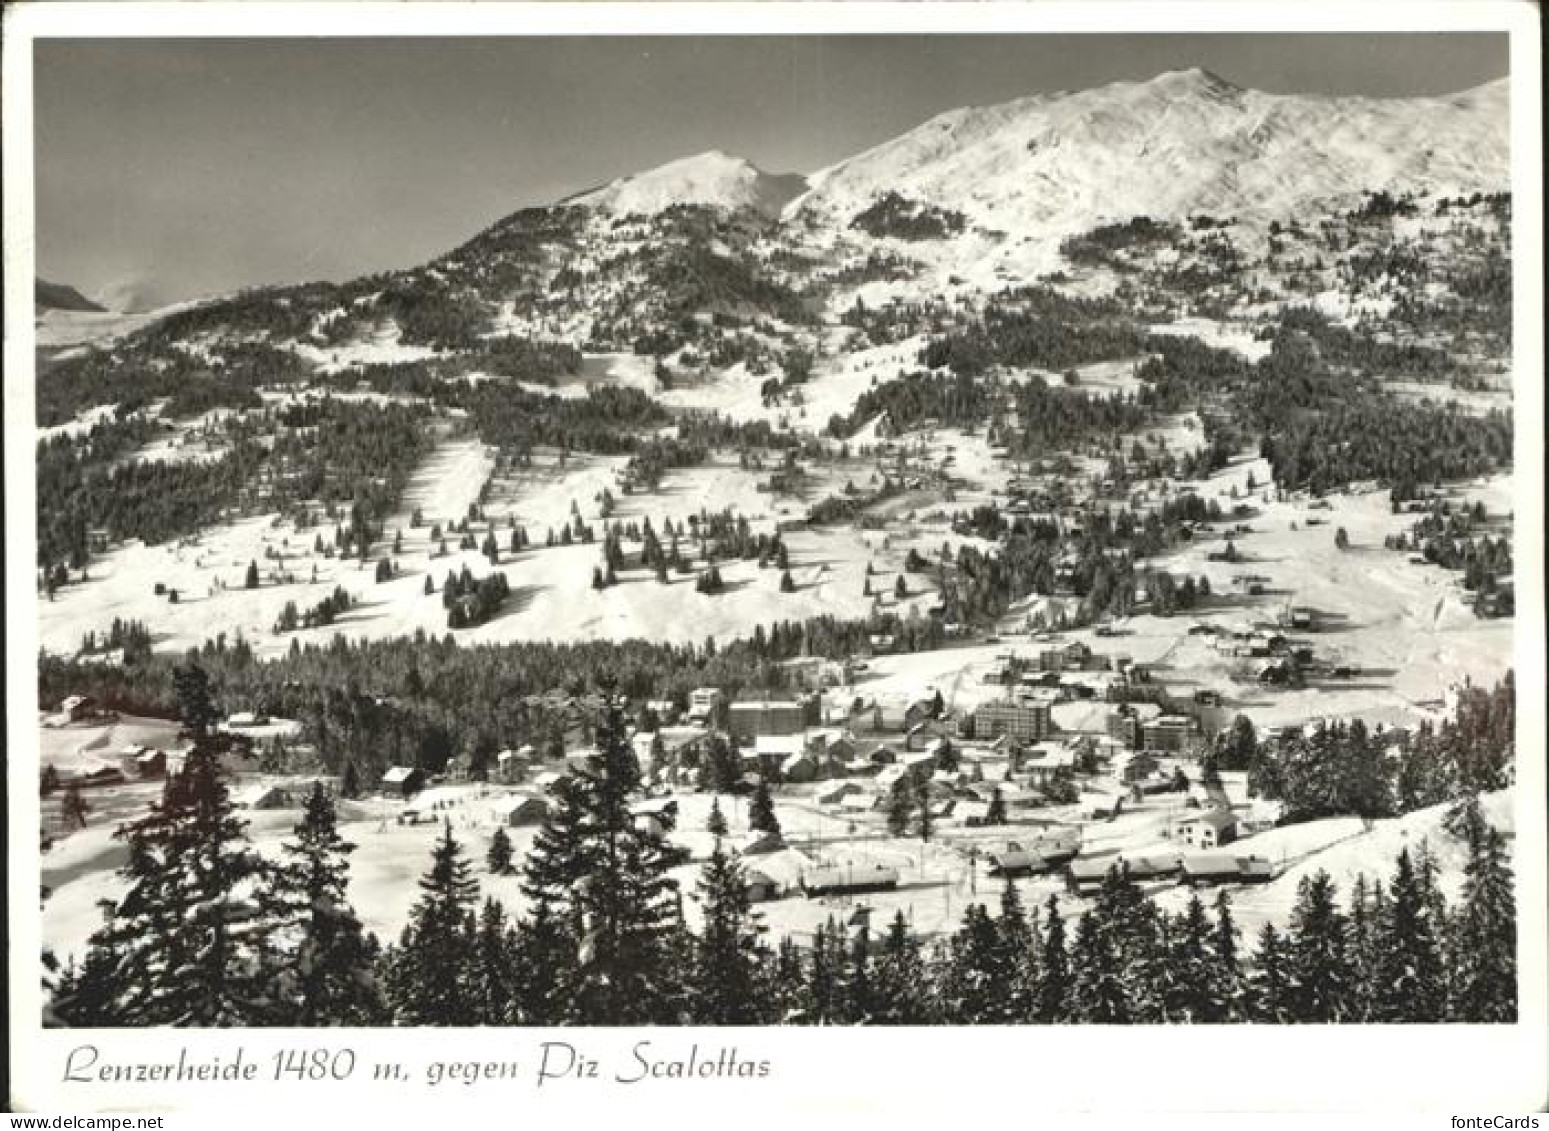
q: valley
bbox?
[30,66,1521,1029]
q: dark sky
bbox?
[35,34,1508,309]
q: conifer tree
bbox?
[1035,894,1071,1022]
[1344,873,1381,1021]
[61,782,90,830]
[1166,894,1223,1022]
[1370,848,1448,1021]
[915,778,933,842]
[748,778,781,838]
[871,911,929,1024]
[886,786,912,836]
[996,879,1038,1022]
[1212,889,1245,1021]
[387,821,481,1025]
[563,694,683,1024]
[692,842,766,1024]
[985,785,1007,826]
[1070,910,1130,1023]
[1246,922,1292,1022]
[487,826,515,875]
[706,796,729,837]
[269,783,385,1025]
[939,903,1002,1023]
[1284,870,1354,1022]
[1449,812,1516,1022]
[57,666,276,1026]
[470,898,520,1025]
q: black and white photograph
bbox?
[5,1,1545,1117]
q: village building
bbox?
[490,793,549,827]
[687,687,724,722]
[1106,702,1163,748]
[1141,713,1201,754]
[380,766,426,799]
[57,695,98,724]
[72,764,127,789]
[742,848,812,902]
[1169,808,1239,849]
[629,797,680,839]
[233,783,294,810]
[973,698,1053,742]
[1181,853,1275,886]
[727,698,807,739]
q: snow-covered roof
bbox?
[381,766,418,784]
[490,794,546,816]
[753,735,804,758]
[1175,808,1238,830]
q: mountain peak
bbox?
[36,278,107,314]
[567,150,807,219]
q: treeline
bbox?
[48,675,1515,1027]
[37,612,948,783]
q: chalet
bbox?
[1181,853,1275,886]
[753,734,804,773]
[781,751,819,784]
[840,792,880,814]
[630,797,680,838]
[957,800,993,827]
[72,764,126,789]
[380,766,425,798]
[745,848,814,901]
[234,784,294,810]
[688,687,724,722]
[491,794,549,827]
[740,830,785,856]
[1169,808,1239,850]
[58,695,97,723]
[493,747,531,783]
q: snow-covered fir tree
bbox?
[385,821,481,1025]
[268,782,386,1025]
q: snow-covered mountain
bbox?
[565,150,807,220]
[788,68,1510,233]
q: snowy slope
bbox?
[566,150,807,219]
[789,69,1509,234]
